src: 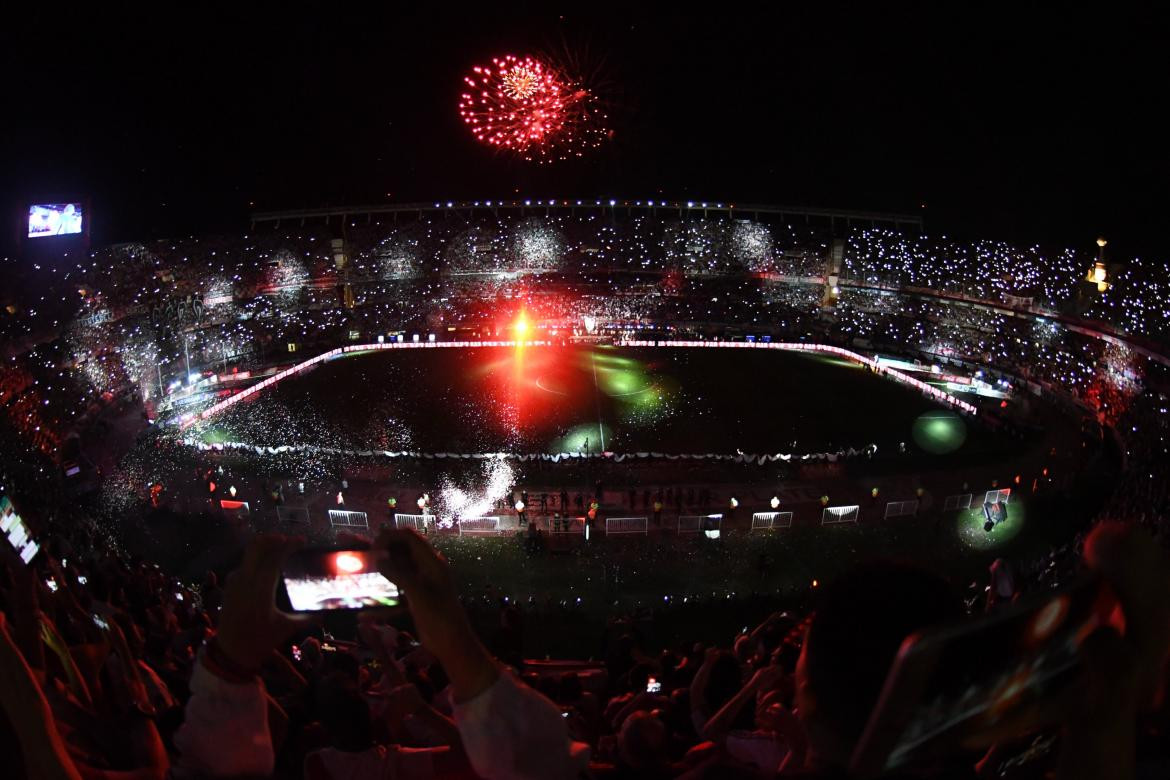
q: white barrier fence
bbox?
[393,513,429,531]
[539,516,586,534]
[985,488,1012,505]
[822,505,860,525]
[458,516,503,536]
[883,500,919,520]
[606,516,649,535]
[276,506,310,525]
[943,493,973,511]
[328,509,368,530]
[751,511,794,530]
[678,514,723,534]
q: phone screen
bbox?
[853,575,1114,775]
[281,549,400,611]
[646,677,662,693]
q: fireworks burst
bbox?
[501,61,542,99]
[458,54,609,163]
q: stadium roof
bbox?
[250,200,924,231]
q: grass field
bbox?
[120,342,1109,658]
[202,344,998,461]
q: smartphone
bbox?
[45,577,59,592]
[291,645,303,662]
[92,614,110,631]
[646,677,662,693]
[850,575,1115,777]
[175,592,184,601]
[279,548,401,611]
[77,575,88,585]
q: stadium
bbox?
[4,200,1163,601]
[3,10,1169,779]
[4,198,1169,776]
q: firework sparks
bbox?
[501,61,541,99]
[458,54,609,163]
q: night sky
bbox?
[2,6,1164,258]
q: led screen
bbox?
[0,496,39,564]
[28,203,84,238]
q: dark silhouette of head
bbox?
[796,561,962,767]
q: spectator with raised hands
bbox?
[0,610,83,780]
[173,535,312,778]
[372,527,591,779]
[169,529,588,778]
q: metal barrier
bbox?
[458,516,503,536]
[883,500,919,519]
[751,511,793,530]
[605,516,649,535]
[328,509,368,530]
[393,513,429,531]
[821,505,860,525]
[985,488,1012,505]
[943,493,973,511]
[678,513,723,534]
[539,516,586,534]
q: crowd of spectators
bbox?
[842,229,1170,344]
[2,212,1170,777]
[830,288,1132,411]
[3,499,1170,779]
[0,213,1164,486]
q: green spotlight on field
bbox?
[956,500,1025,551]
[600,368,653,397]
[912,410,967,454]
[550,422,615,455]
[202,426,233,445]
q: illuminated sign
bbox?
[28,203,84,238]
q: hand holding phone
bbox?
[217,534,313,673]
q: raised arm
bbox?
[173,535,310,778]
[0,611,83,780]
[375,528,587,780]
[701,665,784,742]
